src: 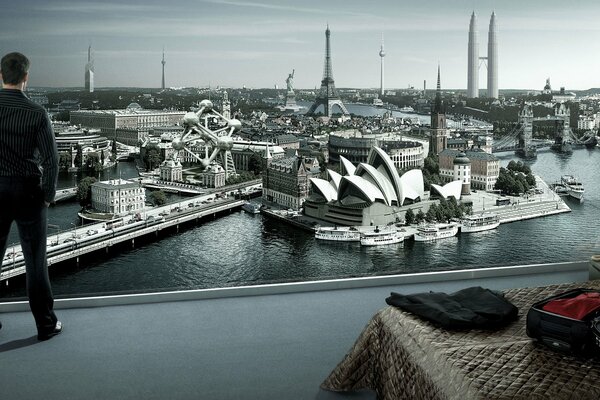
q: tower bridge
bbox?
[492,103,585,156]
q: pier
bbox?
[1,196,245,282]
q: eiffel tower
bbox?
[306,25,349,117]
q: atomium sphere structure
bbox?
[174,99,242,179]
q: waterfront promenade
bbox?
[465,175,571,223]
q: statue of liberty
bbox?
[286,69,295,94]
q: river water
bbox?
[1,133,599,299]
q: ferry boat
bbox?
[414,222,459,242]
[360,227,404,246]
[561,175,584,202]
[315,226,361,242]
[461,213,500,233]
[241,201,261,214]
[399,106,414,113]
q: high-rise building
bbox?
[161,48,166,90]
[379,34,386,96]
[466,11,498,99]
[306,25,349,117]
[85,45,94,93]
[467,12,479,98]
[487,12,498,99]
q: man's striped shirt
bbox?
[0,88,58,203]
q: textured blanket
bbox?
[321,281,600,400]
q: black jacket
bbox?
[386,286,519,329]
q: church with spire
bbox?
[429,65,448,156]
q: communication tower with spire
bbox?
[306,25,349,117]
[161,48,166,90]
[379,33,386,96]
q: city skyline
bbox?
[1,0,599,90]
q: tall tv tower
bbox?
[467,12,478,98]
[487,11,498,98]
[161,48,166,90]
[379,33,386,96]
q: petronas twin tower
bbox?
[467,11,498,99]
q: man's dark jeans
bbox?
[0,177,57,332]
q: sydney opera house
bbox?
[304,146,463,226]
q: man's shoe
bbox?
[37,321,62,341]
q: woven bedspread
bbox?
[321,281,600,400]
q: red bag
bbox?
[542,292,600,320]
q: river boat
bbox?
[399,106,414,113]
[360,227,404,246]
[414,222,459,242]
[241,201,261,214]
[561,175,584,202]
[461,213,500,233]
[315,226,361,242]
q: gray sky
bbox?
[2,0,599,90]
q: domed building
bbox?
[197,163,226,188]
[438,148,499,192]
[160,158,183,182]
[304,146,430,226]
[453,152,471,195]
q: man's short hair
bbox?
[1,52,30,85]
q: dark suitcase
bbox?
[526,288,600,356]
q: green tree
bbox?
[404,208,415,225]
[74,145,83,169]
[143,143,162,170]
[76,177,97,208]
[248,152,264,176]
[425,206,435,222]
[58,152,71,170]
[316,152,327,173]
[86,152,102,173]
[110,140,118,162]
[415,210,425,224]
[148,190,167,206]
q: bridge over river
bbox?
[1,195,245,282]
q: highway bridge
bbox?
[1,196,245,282]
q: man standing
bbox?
[0,52,61,340]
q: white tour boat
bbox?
[561,175,584,202]
[360,227,404,246]
[460,213,500,233]
[414,222,459,242]
[315,226,361,242]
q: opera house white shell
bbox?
[430,180,463,201]
[310,146,425,208]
